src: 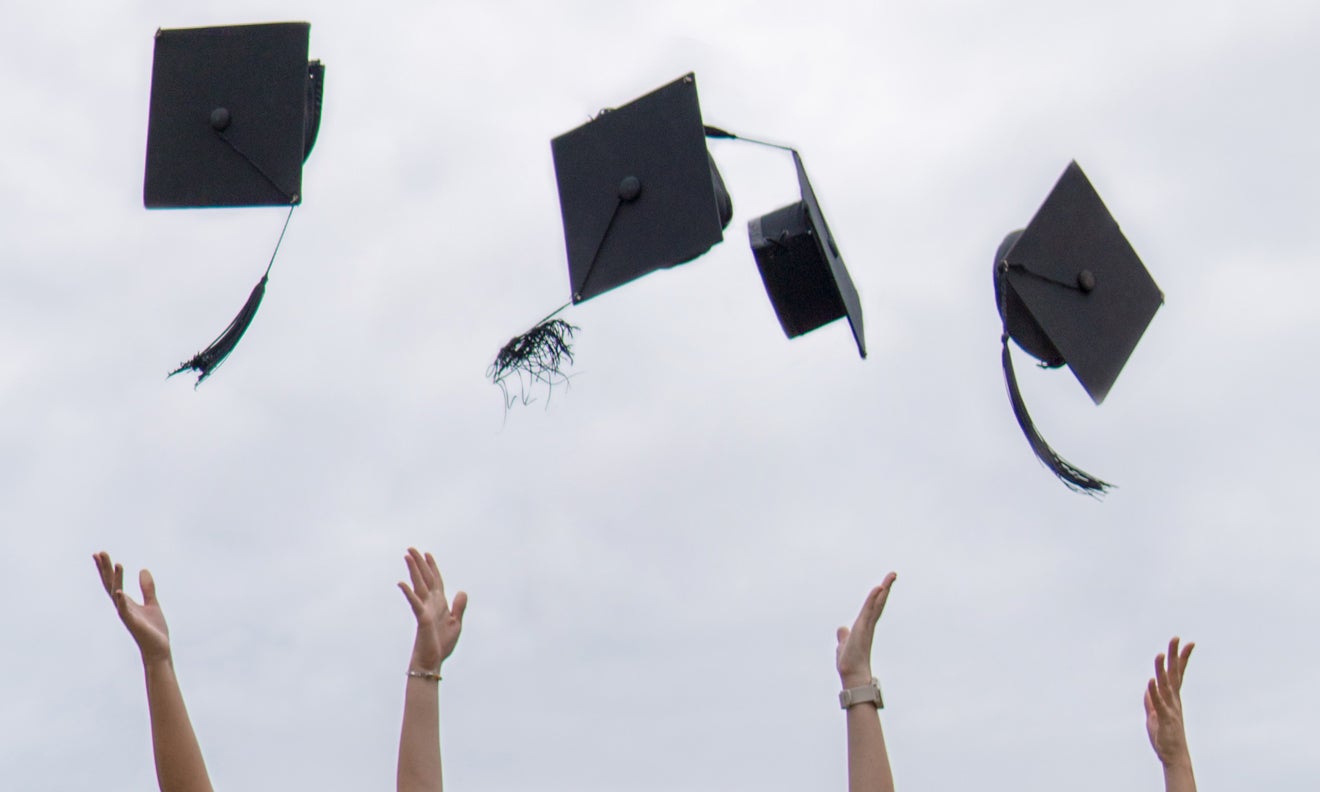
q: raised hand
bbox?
[398,548,467,673]
[836,572,897,688]
[1144,636,1195,768]
[94,551,171,663]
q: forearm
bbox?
[397,666,443,792]
[844,703,894,792]
[1162,756,1196,792]
[141,657,215,792]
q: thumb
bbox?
[836,626,849,646]
[451,591,469,623]
[139,569,158,605]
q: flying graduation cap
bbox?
[490,73,865,407]
[747,149,865,358]
[144,22,324,385]
[489,73,732,406]
[994,161,1163,494]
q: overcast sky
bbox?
[1,0,1317,790]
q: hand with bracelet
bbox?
[396,547,467,792]
[835,572,897,792]
[93,552,215,792]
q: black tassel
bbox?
[169,275,269,387]
[169,206,295,387]
[488,315,578,408]
[1001,335,1112,494]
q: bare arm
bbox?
[1144,637,1196,792]
[396,548,467,792]
[835,573,898,792]
[94,552,215,792]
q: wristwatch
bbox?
[839,677,883,710]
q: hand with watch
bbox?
[835,572,897,792]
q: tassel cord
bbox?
[1006,263,1085,292]
[997,263,1112,494]
[532,301,571,328]
[214,130,298,203]
[169,206,297,386]
[704,126,797,154]
[264,205,296,278]
[573,197,623,301]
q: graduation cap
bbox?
[144,22,324,384]
[995,161,1163,493]
[489,74,866,408]
[747,150,865,358]
[489,73,733,406]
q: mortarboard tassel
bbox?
[169,205,295,387]
[997,262,1112,495]
[1001,337,1112,494]
[485,191,623,409]
[488,304,578,408]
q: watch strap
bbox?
[839,677,883,709]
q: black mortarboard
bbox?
[748,151,865,358]
[144,22,324,385]
[145,22,323,208]
[552,73,732,303]
[490,74,732,407]
[994,161,1163,493]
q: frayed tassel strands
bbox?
[1000,335,1112,495]
[488,305,578,409]
[169,275,270,387]
[169,206,294,387]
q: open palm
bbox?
[398,548,467,671]
[1144,636,1194,766]
[836,572,897,687]
[94,552,171,662]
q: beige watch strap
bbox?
[839,677,883,709]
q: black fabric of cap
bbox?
[998,161,1162,404]
[551,73,729,304]
[749,151,865,358]
[144,22,321,208]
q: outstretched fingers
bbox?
[398,581,425,616]
[1153,652,1174,703]
[425,551,446,598]
[872,571,898,615]
[855,572,898,631]
[404,550,430,598]
[1165,638,1183,687]
[93,552,130,603]
[93,552,114,597]
[1176,640,1194,682]
[139,569,158,606]
[1147,677,1172,718]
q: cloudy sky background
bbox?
[1,0,1316,789]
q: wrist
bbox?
[1161,752,1193,772]
[839,670,874,688]
[409,649,443,674]
[140,649,173,667]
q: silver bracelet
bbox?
[407,669,442,682]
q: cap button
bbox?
[210,107,232,131]
[1077,269,1096,293]
[618,176,641,202]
